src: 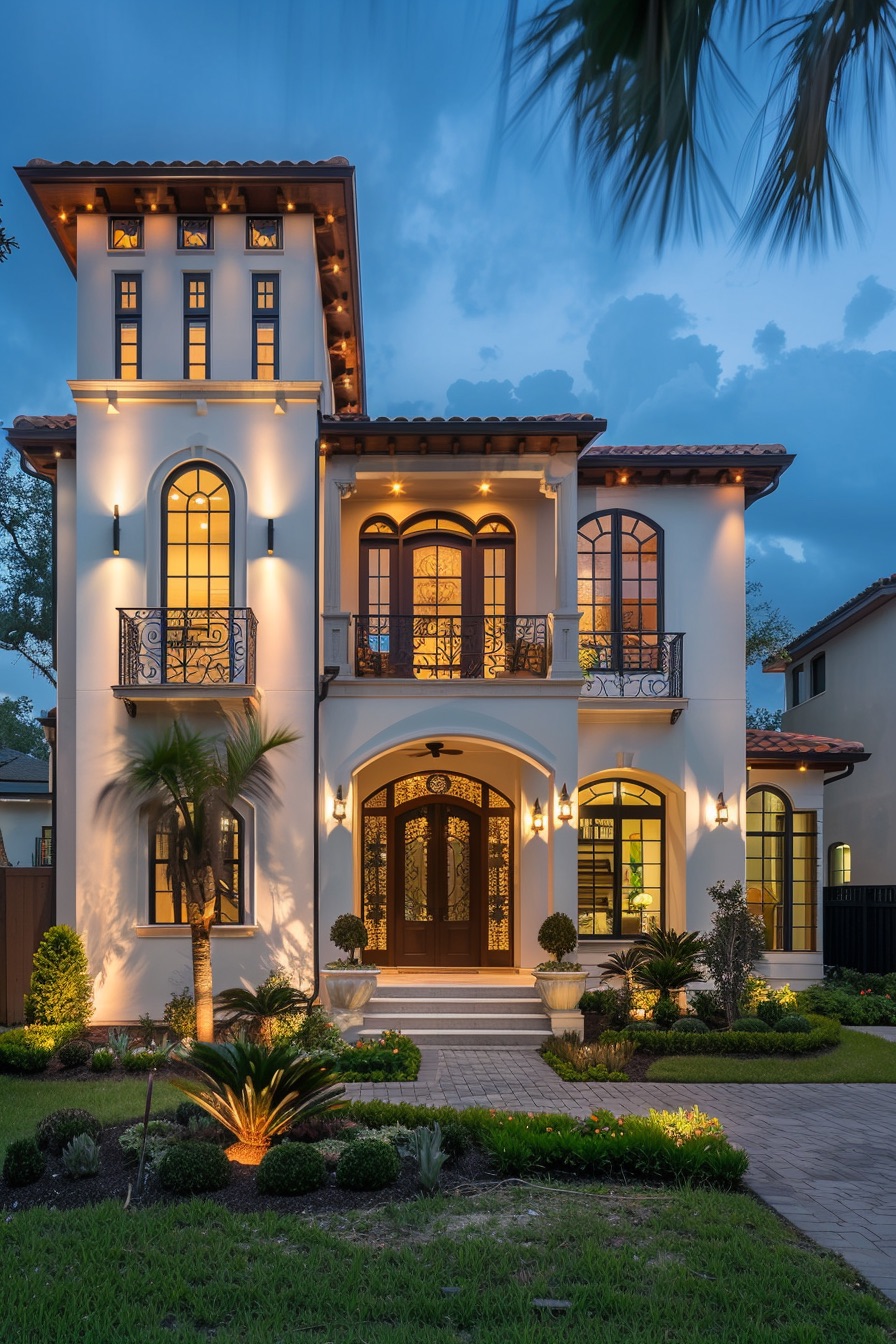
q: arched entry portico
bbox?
[360,770,514,967]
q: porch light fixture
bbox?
[478,481,491,495]
[332,786,347,822]
[557,784,573,823]
[715,792,729,825]
[267,519,275,555]
[390,481,403,496]
[798,762,807,772]
[112,505,121,556]
[531,799,544,833]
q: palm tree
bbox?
[506,0,896,253]
[101,715,297,1042]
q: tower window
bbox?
[252,274,279,380]
[184,273,210,379]
[114,273,141,379]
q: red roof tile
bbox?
[746,729,869,761]
[583,443,787,458]
[12,415,76,431]
[786,574,896,656]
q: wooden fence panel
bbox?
[823,885,896,974]
[0,869,55,1024]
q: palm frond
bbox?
[222,715,299,806]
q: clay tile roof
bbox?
[25,157,352,169]
[786,573,896,655]
[321,412,602,426]
[12,414,77,432]
[746,729,869,764]
[582,443,787,458]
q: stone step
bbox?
[358,1028,550,1048]
[363,1012,550,1030]
[372,995,544,1016]
[372,983,538,1000]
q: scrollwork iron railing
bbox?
[579,631,684,699]
[354,614,550,680]
[118,608,257,688]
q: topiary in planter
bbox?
[158,1140,230,1194]
[536,913,579,965]
[3,1137,45,1187]
[24,924,93,1026]
[335,1137,400,1190]
[775,1013,813,1034]
[329,913,370,966]
[257,1142,327,1195]
[671,1018,710,1033]
[731,1017,771,1033]
[36,1108,102,1154]
[57,1038,93,1070]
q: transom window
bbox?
[746,788,817,951]
[248,217,283,250]
[577,778,664,937]
[577,510,662,670]
[109,218,142,250]
[178,217,213,249]
[151,809,243,924]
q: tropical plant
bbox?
[638,925,704,962]
[170,1038,346,1164]
[216,972,311,1047]
[397,1124,449,1193]
[60,1133,101,1180]
[598,946,649,1019]
[163,987,196,1040]
[24,924,93,1026]
[100,715,297,1040]
[507,0,896,255]
[536,911,580,964]
[701,879,766,1027]
[635,953,703,1001]
[329,913,370,965]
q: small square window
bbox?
[178,217,213,249]
[247,217,282,250]
[110,218,143,250]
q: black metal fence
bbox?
[823,885,896,973]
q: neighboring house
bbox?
[4,157,863,1021]
[770,575,895,887]
[0,748,52,867]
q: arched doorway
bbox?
[361,771,513,966]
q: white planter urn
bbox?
[533,968,588,1036]
[320,966,381,1037]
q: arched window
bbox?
[746,787,817,951]
[577,778,664,937]
[577,510,662,671]
[150,808,243,925]
[828,842,851,886]
[163,462,234,610]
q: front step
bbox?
[356,981,553,1048]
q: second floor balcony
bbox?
[579,631,684,699]
[117,608,257,697]
[354,613,550,680]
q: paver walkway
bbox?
[345,1039,896,1302]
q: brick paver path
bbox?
[345,1040,896,1302]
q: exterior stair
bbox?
[358,981,551,1048]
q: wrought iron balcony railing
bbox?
[579,631,684,699]
[118,608,257,688]
[354,614,550,680]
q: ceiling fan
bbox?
[407,741,463,759]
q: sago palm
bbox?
[215,982,311,1047]
[100,715,297,1041]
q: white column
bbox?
[322,465,354,675]
[545,465,582,679]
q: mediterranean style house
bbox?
[5,157,866,1024]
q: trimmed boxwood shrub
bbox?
[606,1013,839,1054]
[24,925,92,1026]
[3,1137,46,1187]
[257,1142,327,1195]
[158,1140,230,1194]
[0,1024,81,1073]
[776,1013,813,1034]
[36,1108,102,1154]
[175,1100,206,1127]
[344,1102,473,1158]
[731,1018,771,1033]
[336,1138,401,1190]
[755,998,788,1027]
[57,1038,93,1069]
[671,1018,710,1034]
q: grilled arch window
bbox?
[746,787,817,951]
[163,463,234,610]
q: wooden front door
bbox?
[394,802,480,966]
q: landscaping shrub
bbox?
[606,1014,839,1054]
[671,1018,709,1034]
[61,1133,101,1179]
[163,987,196,1040]
[36,1108,102,1154]
[216,970,310,1046]
[741,976,797,1016]
[89,1047,116,1073]
[277,1005,345,1054]
[158,1140,230,1194]
[119,1120,182,1167]
[121,1047,171,1072]
[700,881,764,1027]
[106,1029,132,1060]
[57,1037,93,1069]
[540,1032,633,1081]
[175,1100,206,1127]
[652,997,681,1029]
[344,1101,477,1157]
[776,1013,813,1034]
[336,1137,400,1190]
[256,1142,327,1195]
[3,1137,45,1187]
[0,1024,81,1073]
[23,924,93,1027]
[688,989,724,1023]
[796,983,896,1025]
[329,913,369,965]
[825,966,896,997]
[731,1017,771,1033]
[755,998,788,1027]
[536,912,580,966]
[335,1030,420,1081]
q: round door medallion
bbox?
[426,773,450,794]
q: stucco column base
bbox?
[323,612,353,677]
[330,1008,364,1039]
[547,1008,585,1037]
[548,611,583,679]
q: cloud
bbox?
[750,535,807,564]
[445,369,580,417]
[843,276,896,344]
[479,346,500,363]
[752,322,786,364]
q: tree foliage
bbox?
[0,450,54,685]
[508,0,896,254]
[0,694,49,758]
[24,924,93,1027]
[701,879,767,1027]
[0,199,18,263]
[746,558,794,668]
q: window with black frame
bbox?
[577,778,664,937]
[150,809,243,925]
[746,787,817,951]
[577,510,662,674]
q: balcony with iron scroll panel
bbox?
[115,609,258,705]
[354,614,550,681]
[579,631,684,702]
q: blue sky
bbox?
[2,0,894,716]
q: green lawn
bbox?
[0,1075,183,1159]
[646,1028,896,1083]
[3,1184,896,1343]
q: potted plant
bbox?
[320,914,381,1027]
[533,912,588,1014]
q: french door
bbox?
[394,801,481,966]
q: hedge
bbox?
[602,1014,840,1055]
[0,1024,83,1073]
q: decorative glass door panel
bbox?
[411,544,463,679]
[395,802,479,965]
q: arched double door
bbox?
[361,771,514,967]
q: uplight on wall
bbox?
[332,786,347,822]
[106,392,119,415]
[531,799,544,834]
[112,505,121,556]
[557,784,573,823]
[715,792,729,826]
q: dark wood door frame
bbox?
[393,801,481,967]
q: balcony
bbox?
[579,631,684,701]
[115,608,257,705]
[354,614,550,680]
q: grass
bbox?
[0,1075,183,1159]
[2,1183,896,1342]
[646,1028,896,1083]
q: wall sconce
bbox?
[715,792,729,826]
[112,505,121,556]
[557,784,573,823]
[106,392,119,415]
[274,395,287,415]
[332,786,347,822]
[267,519,275,555]
[531,799,544,833]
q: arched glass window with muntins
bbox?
[577,510,663,673]
[577,777,665,937]
[163,463,234,610]
[746,787,817,951]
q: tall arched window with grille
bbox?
[746,787,817,951]
[577,510,662,673]
[161,463,236,684]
